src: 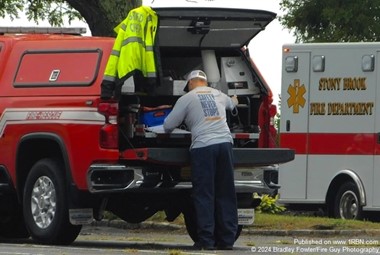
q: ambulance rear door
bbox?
[279,46,311,201]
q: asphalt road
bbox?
[1,225,380,255]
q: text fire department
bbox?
[310,77,374,116]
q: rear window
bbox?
[14,49,101,87]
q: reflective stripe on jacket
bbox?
[103,6,158,83]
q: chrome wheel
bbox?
[24,158,81,244]
[31,176,56,229]
[339,190,358,219]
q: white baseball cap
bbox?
[184,70,207,92]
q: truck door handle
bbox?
[286,120,290,132]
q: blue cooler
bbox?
[140,107,172,127]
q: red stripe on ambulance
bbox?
[281,133,377,155]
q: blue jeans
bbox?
[190,142,238,247]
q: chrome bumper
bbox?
[87,164,278,194]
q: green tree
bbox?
[0,0,142,36]
[280,0,380,42]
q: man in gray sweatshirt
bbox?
[163,70,238,250]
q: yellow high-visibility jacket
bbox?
[103,6,158,84]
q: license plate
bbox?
[69,208,93,225]
[238,208,254,225]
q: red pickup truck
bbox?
[0,7,293,245]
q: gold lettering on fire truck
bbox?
[309,77,374,116]
[26,111,63,120]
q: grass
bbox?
[104,208,380,232]
[251,213,380,231]
[148,211,185,225]
[145,210,380,231]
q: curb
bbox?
[91,220,378,236]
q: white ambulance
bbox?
[279,42,380,220]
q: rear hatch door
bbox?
[154,7,276,48]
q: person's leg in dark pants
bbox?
[190,145,217,248]
[214,142,238,247]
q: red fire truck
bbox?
[0,7,293,245]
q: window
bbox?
[14,49,102,87]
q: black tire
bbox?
[23,158,82,244]
[333,182,363,220]
[0,194,29,238]
[182,201,242,243]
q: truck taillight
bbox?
[269,104,278,148]
[269,104,277,126]
[98,101,118,149]
[259,100,277,148]
[98,102,118,123]
[100,124,118,149]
